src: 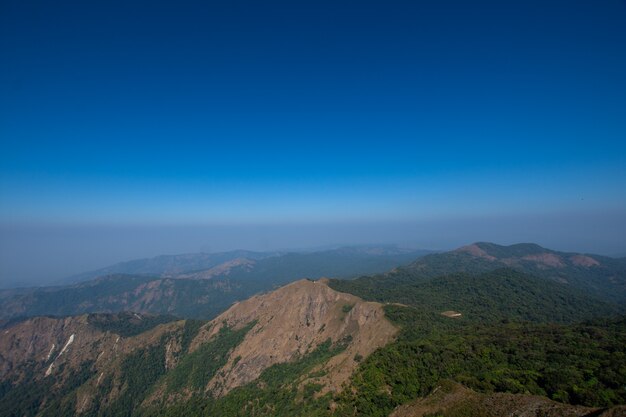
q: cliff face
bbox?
[191,278,398,396]
[0,312,183,414]
[1,316,99,381]
[0,275,243,325]
[1,313,181,377]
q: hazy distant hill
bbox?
[210,246,433,283]
[62,245,429,283]
[0,275,248,323]
[63,250,280,283]
[0,246,430,322]
[330,242,626,304]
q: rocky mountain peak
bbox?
[191,278,398,396]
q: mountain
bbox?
[0,246,430,323]
[149,279,396,402]
[320,243,626,416]
[0,311,183,417]
[0,274,250,324]
[63,250,280,283]
[0,279,396,416]
[329,242,626,305]
[62,245,430,284]
[213,247,433,283]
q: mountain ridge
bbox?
[61,245,430,285]
[362,242,626,304]
[62,250,280,284]
[0,279,397,416]
[0,246,431,323]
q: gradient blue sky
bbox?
[1,1,626,284]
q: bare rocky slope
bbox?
[192,278,397,396]
[0,279,398,416]
[0,312,186,416]
[0,313,180,383]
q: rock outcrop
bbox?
[191,278,398,396]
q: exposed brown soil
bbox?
[174,258,256,279]
[570,255,601,267]
[454,244,497,261]
[522,253,566,268]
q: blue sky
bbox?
[1,1,626,284]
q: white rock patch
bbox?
[44,334,75,377]
[45,343,56,361]
[44,362,55,377]
[58,334,75,357]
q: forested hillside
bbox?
[333,310,626,416]
[330,242,626,304]
[329,268,619,324]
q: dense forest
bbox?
[333,309,626,416]
[328,268,619,324]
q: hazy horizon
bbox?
[2,209,625,287]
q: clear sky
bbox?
[1,1,625,285]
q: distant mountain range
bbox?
[60,245,431,283]
[3,241,624,327]
[62,250,281,283]
[0,245,431,323]
[330,242,626,305]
